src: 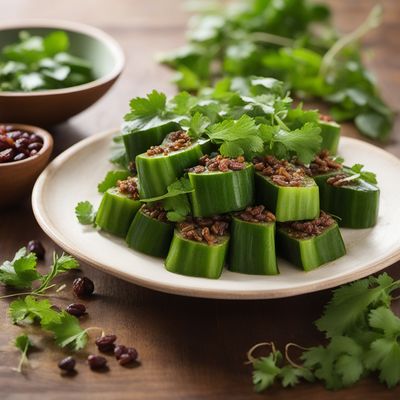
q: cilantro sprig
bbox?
[248,273,400,391]
[13,334,32,373]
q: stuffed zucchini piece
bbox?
[165,216,230,279]
[276,212,346,271]
[136,130,203,198]
[188,155,254,217]
[229,206,278,275]
[126,204,174,258]
[122,120,181,161]
[253,156,319,222]
[310,153,380,228]
[318,116,341,155]
[95,177,141,237]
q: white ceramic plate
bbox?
[32,129,400,299]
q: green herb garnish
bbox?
[0,30,94,92]
[159,1,393,141]
[75,201,96,225]
[13,334,32,373]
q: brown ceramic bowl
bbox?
[0,20,124,126]
[0,123,53,207]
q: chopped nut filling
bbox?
[178,216,230,245]
[235,205,276,223]
[146,130,191,156]
[327,173,357,187]
[142,203,168,222]
[284,211,335,239]
[309,150,342,176]
[253,155,307,187]
[117,177,140,199]
[188,154,246,173]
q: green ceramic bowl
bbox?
[0,20,124,126]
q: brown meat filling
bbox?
[142,203,168,222]
[253,155,307,187]
[117,177,140,200]
[188,154,246,173]
[235,205,275,223]
[178,216,230,245]
[147,130,191,156]
[284,211,335,239]
[309,150,342,176]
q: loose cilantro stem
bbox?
[246,342,277,364]
[284,343,310,369]
[0,292,51,300]
[320,5,383,76]
[15,339,29,373]
[249,32,295,47]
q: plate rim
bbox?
[32,129,400,299]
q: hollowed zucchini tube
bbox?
[276,212,346,271]
[229,210,278,275]
[136,132,203,198]
[188,162,254,217]
[318,120,341,155]
[255,172,319,222]
[126,205,174,258]
[313,169,380,228]
[95,187,141,237]
[165,230,229,279]
[122,121,181,161]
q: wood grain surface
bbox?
[0,1,399,399]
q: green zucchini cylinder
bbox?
[122,121,181,161]
[276,219,346,271]
[136,142,203,198]
[165,230,229,279]
[188,164,254,217]
[229,215,278,275]
[255,172,319,222]
[318,120,341,155]
[314,170,380,228]
[95,188,141,238]
[126,206,174,257]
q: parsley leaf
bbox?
[75,201,96,225]
[9,295,61,325]
[0,248,40,289]
[182,112,210,139]
[97,170,130,193]
[42,311,88,351]
[125,90,167,120]
[13,334,32,373]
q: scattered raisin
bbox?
[58,356,76,372]
[72,277,94,298]
[66,303,86,317]
[87,355,108,370]
[27,240,45,260]
[114,345,138,365]
[95,334,117,353]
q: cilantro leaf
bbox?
[252,352,282,392]
[350,164,377,184]
[125,90,167,120]
[75,201,96,225]
[368,306,400,338]
[279,366,314,387]
[13,334,32,373]
[42,311,88,351]
[9,295,61,326]
[142,177,194,222]
[109,135,129,169]
[183,112,210,139]
[0,248,40,289]
[315,275,398,337]
[271,122,322,164]
[365,338,400,388]
[97,170,130,193]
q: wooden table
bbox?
[1,1,399,399]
